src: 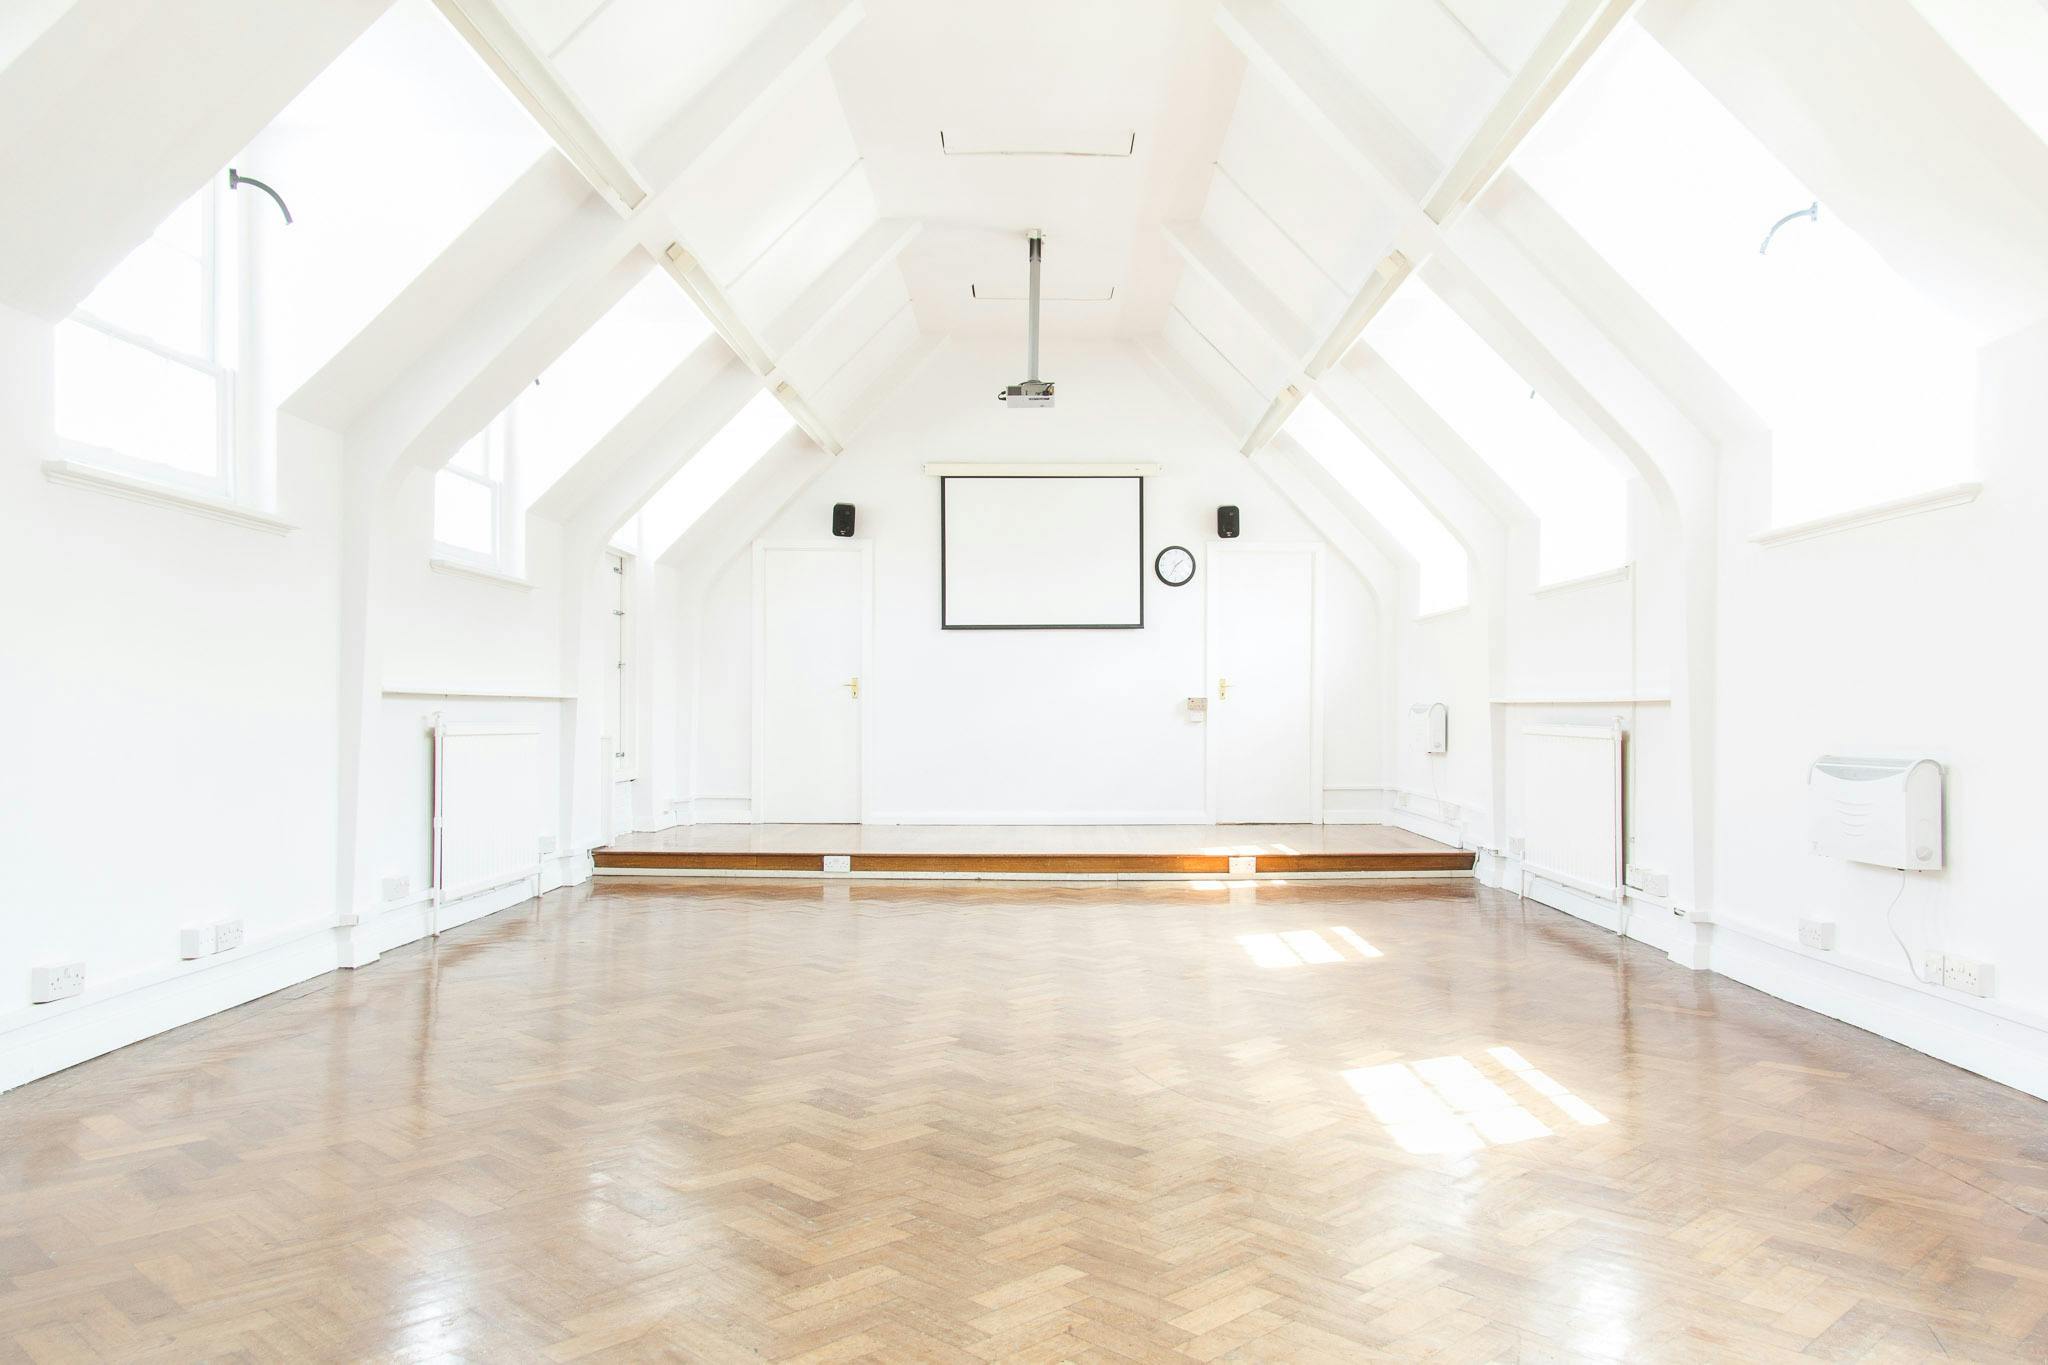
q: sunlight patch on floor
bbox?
[1236,926,1381,968]
[1345,1048,1607,1155]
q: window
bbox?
[56,179,240,495]
[1285,396,1469,615]
[515,268,713,513]
[434,415,513,566]
[1362,280,1629,585]
[1513,22,1974,527]
[638,391,794,559]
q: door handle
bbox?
[1218,678,1230,700]
[843,676,860,700]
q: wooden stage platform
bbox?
[593,824,1475,880]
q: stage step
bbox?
[591,847,1475,879]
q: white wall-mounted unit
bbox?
[1410,701,1448,754]
[1808,756,1944,870]
[431,716,543,907]
[1520,721,1625,901]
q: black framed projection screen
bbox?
[940,476,1144,629]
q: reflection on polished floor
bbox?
[4,878,2046,1361]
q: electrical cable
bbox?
[1885,868,1933,983]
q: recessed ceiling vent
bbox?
[997,232,1054,409]
[940,129,1135,157]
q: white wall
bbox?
[1701,318,2048,1095]
[0,303,347,1086]
[680,338,1383,823]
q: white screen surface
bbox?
[941,476,1143,628]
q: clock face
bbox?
[1154,545,1196,587]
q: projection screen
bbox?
[940,475,1144,629]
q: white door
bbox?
[1208,543,1320,823]
[756,543,868,822]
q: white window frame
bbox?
[433,411,520,571]
[57,177,241,501]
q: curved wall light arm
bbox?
[1758,201,1817,255]
[228,169,293,225]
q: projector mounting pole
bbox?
[1027,231,1042,383]
[997,230,1055,406]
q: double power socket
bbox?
[1798,919,1995,998]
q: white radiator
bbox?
[432,716,543,906]
[1519,721,1624,900]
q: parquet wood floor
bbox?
[3,878,2046,1362]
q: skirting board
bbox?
[1,856,594,1095]
[1480,853,2048,1102]
[1706,917,2048,1102]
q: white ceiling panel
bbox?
[552,0,786,151]
[1216,73,1407,293]
[1170,270,1297,397]
[1279,0,1506,166]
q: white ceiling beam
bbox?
[1162,220,1318,365]
[1213,0,1437,206]
[637,0,865,190]
[1422,0,1641,226]
[440,0,845,455]
[433,0,651,213]
[761,217,922,362]
[1223,0,1640,457]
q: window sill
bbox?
[428,555,534,590]
[1530,562,1632,597]
[1749,482,1981,547]
[42,458,293,535]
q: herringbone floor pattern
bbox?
[3,878,2046,1362]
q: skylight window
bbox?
[248,0,551,400]
[514,268,714,511]
[1363,280,1628,585]
[1285,397,1469,615]
[636,392,794,559]
[1513,22,1974,527]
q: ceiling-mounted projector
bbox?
[997,231,1054,408]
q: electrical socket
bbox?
[179,924,216,959]
[538,833,557,855]
[1920,949,1947,983]
[210,918,244,953]
[30,962,85,1004]
[1797,919,1837,951]
[381,874,409,902]
[1941,955,1994,998]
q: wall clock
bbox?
[1154,545,1196,587]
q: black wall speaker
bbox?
[832,503,855,537]
[1216,505,1240,539]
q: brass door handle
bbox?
[843,677,860,699]
[1218,678,1230,700]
